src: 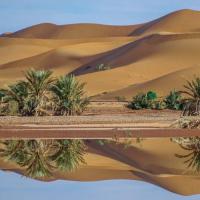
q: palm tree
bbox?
[51,75,89,115]
[0,139,86,179]
[2,69,54,116]
[2,81,30,115]
[174,137,200,173]
[25,69,54,116]
[182,77,200,116]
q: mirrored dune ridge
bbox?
[0,137,200,196]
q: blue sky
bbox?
[0,0,200,33]
[0,171,199,200]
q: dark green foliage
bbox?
[146,91,157,100]
[165,90,183,110]
[129,91,158,109]
[129,90,185,110]
[0,139,86,178]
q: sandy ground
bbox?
[0,110,180,126]
[0,110,199,139]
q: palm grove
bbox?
[0,69,89,116]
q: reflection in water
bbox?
[172,137,200,173]
[0,140,86,178]
[1,138,200,196]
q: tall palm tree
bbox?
[0,139,86,179]
[51,75,89,115]
[182,77,200,116]
[25,69,54,116]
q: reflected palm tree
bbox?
[0,139,86,179]
[172,137,200,172]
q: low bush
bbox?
[164,90,183,110]
[129,90,185,111]
[129,91,158,109]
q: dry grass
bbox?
[171,117,200,129]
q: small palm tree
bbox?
[2,69,54,116]
[0,139,86,179]
[51,75,89,115]
[182,77,200,116]
[25,69,54,116]
[2,81,30,115]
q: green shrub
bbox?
[129,91,158,110]
[154,100,167,110]
[164,90,183,110]
[146,91,157,101]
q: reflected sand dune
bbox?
[1,138,200,196]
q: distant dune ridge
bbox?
[1,9,200,99]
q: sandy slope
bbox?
[0,138,200,195]
[131,9,200,36]
[97,65,200,100]
[1,9,200,99]
[79,33,200,97]
[0,37,134,86]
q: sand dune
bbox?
[97,65,200,100]
[5,23,141,39]
[1,9,200,98]
[77,33,200,96]
[0,138,200,195]
[131,9,200,36]
[0,37,134,86]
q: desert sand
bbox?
[0,138,200,196]
[1,9,200,99]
